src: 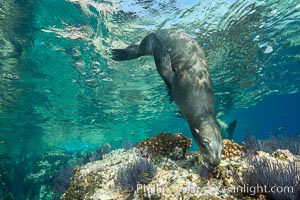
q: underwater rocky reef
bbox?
[1,133,299,199]
[0,144,112,200]
[61,133,300,200]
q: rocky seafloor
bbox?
[62,133,300,200]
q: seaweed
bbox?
[244,134,300,155]
[233,156,300,200]
[122,140,135,150]
[0,153,57,200]
[244,135,262,154]
[61,166,103,200]
[268,134,300,155]
[52,144,110,198]
[116,158,156,191]
[88,144,111,161]
[52,163,75,200]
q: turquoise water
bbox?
[0,0,299,199]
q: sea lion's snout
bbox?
[192,121,223,166]
[208,146,222,166]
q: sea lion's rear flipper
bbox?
[111,44,140,61]
[111,33,156,61]
[227,119,237,140]
[111,32,173,89]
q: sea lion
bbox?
[111,29,223,166]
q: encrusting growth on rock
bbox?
[61,134,300,200]
[222,139,245,158]
[137,132,192,158]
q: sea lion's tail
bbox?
[111,44,140,61]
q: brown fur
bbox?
[112,29,223,166]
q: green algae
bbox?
[62,166,103,200]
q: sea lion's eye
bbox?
[202,140,210,148]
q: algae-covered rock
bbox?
[62,134,300,200]
[62,146,231,200]
[62,148,139,200]
[116,158,157,191]
[233,152,300,200]
[223,139,245,158]
[137,132,192,159]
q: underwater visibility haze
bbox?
[0,0,299,199]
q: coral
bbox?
[244,135,262,154]
[244,134,300,155]
[0,150,88,200]
[137,132,192,159]
[272,149,295,162]
[222,139,245,158]
[88,144,111,162]
[61,147,241,199]
[233,156,300,200]
[62,166,103,200]
[0,156,39,200]
[213,156,249,187]
[53,144,110,198]
[62,148,139,200]
[52,163,75,199]
[268,134,300,155]
[116,158,156,191]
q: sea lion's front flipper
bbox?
[153,48,173,90]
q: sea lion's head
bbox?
[192,119,223,166]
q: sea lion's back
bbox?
[153,29,207,72]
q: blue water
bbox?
[0,0,299,199]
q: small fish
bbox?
[139,173,150,177]
[139,173,152,183]
[130,131,136,136]
[106,143,111,149]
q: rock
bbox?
[222,139,245,158]
[137,132,192,159]
[62,134,300,200]
[272,149,295,162]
